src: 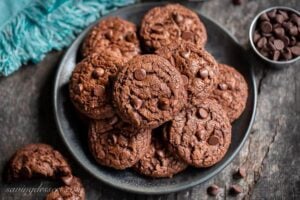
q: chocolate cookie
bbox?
[164,99,231,168]
[113,55,187,129]
[156,42,219,102]
[140,4,207,51]
[134,131,187,178]
[81,17,140,62]
[46,177,85,200]
[69,53,123,119]
[211,64,248,122]
[8,144,72,181]
[88,116,151,169]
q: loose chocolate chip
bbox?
[207,184,220,196]
[291,46,300,56]
[289,26,298,36]
[93,85,105,97]
[92,68,105,79]
[180,51,190,58]
[282,21,293,30]
[267,9,277,19]
[182,31,194,41]
[274,39,285,50]
[273,50,280,61]
[158,98,169,110]
[273,23,281,29]
[198,108,208,119]
[234,166,247,179]
[134,69,146,81]
[232,0,243,5]
[198,69,209,79]
[208,136,219,145]
[260,21,272,33]
[259,13,270,21]
[259,49,269,57]
[257,37,267,48]
[275,14,284,24]
[291,13,300,26]
[262,32,272,37]
[229,184,243,195]
[290,37,297,46]
[253,31,261,43]
[274,27,285,37]
[282,48,293,60]
[218,83,228,90]
[132,98,143,110]
[268,41,276,51]
[173,13,184,23]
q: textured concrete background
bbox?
[0,0,299,199]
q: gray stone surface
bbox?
[0,0,300,199]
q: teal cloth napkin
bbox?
[0,0,135,76]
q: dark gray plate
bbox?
[54,2,257,195]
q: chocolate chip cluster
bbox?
[253,9,300,61]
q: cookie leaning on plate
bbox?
[69,53,123,119]
[140,4,207,51]
[156,42,219,103]
[164,99,232,168]
[81,17,141,62]
[210,64,248,122]
[88,115,152,170]
[113,54,187,129]
[134,131,187,178]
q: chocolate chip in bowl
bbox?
[249,7,300,68]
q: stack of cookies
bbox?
[69,4,248,178]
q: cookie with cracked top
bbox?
[134,129,187,178]
[46,176,85,200]
[7,143,72,182]
[211,64,248,122]
[140,4,207,51]
[113,54,187,129]
[164,99,232,168]
[88,115,152,170]
[69,53,123,119]
[156,42,218,102]
[81,17,141,62]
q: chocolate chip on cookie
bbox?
[7,144,72,182]
[140,4,207,51]
[164,99,232,168]
[156,42,219,102]
[88,116,151,169]
[134,129,187,178]
[69,53,123,119]
[211,64,248,122]
[81,17,140,62]
[113,55,187,129]
[46,176,85,200]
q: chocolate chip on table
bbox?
[207,184,220,196]
[229,184,243,195]
[234,166,247,179]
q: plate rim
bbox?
[53,2,257,195]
